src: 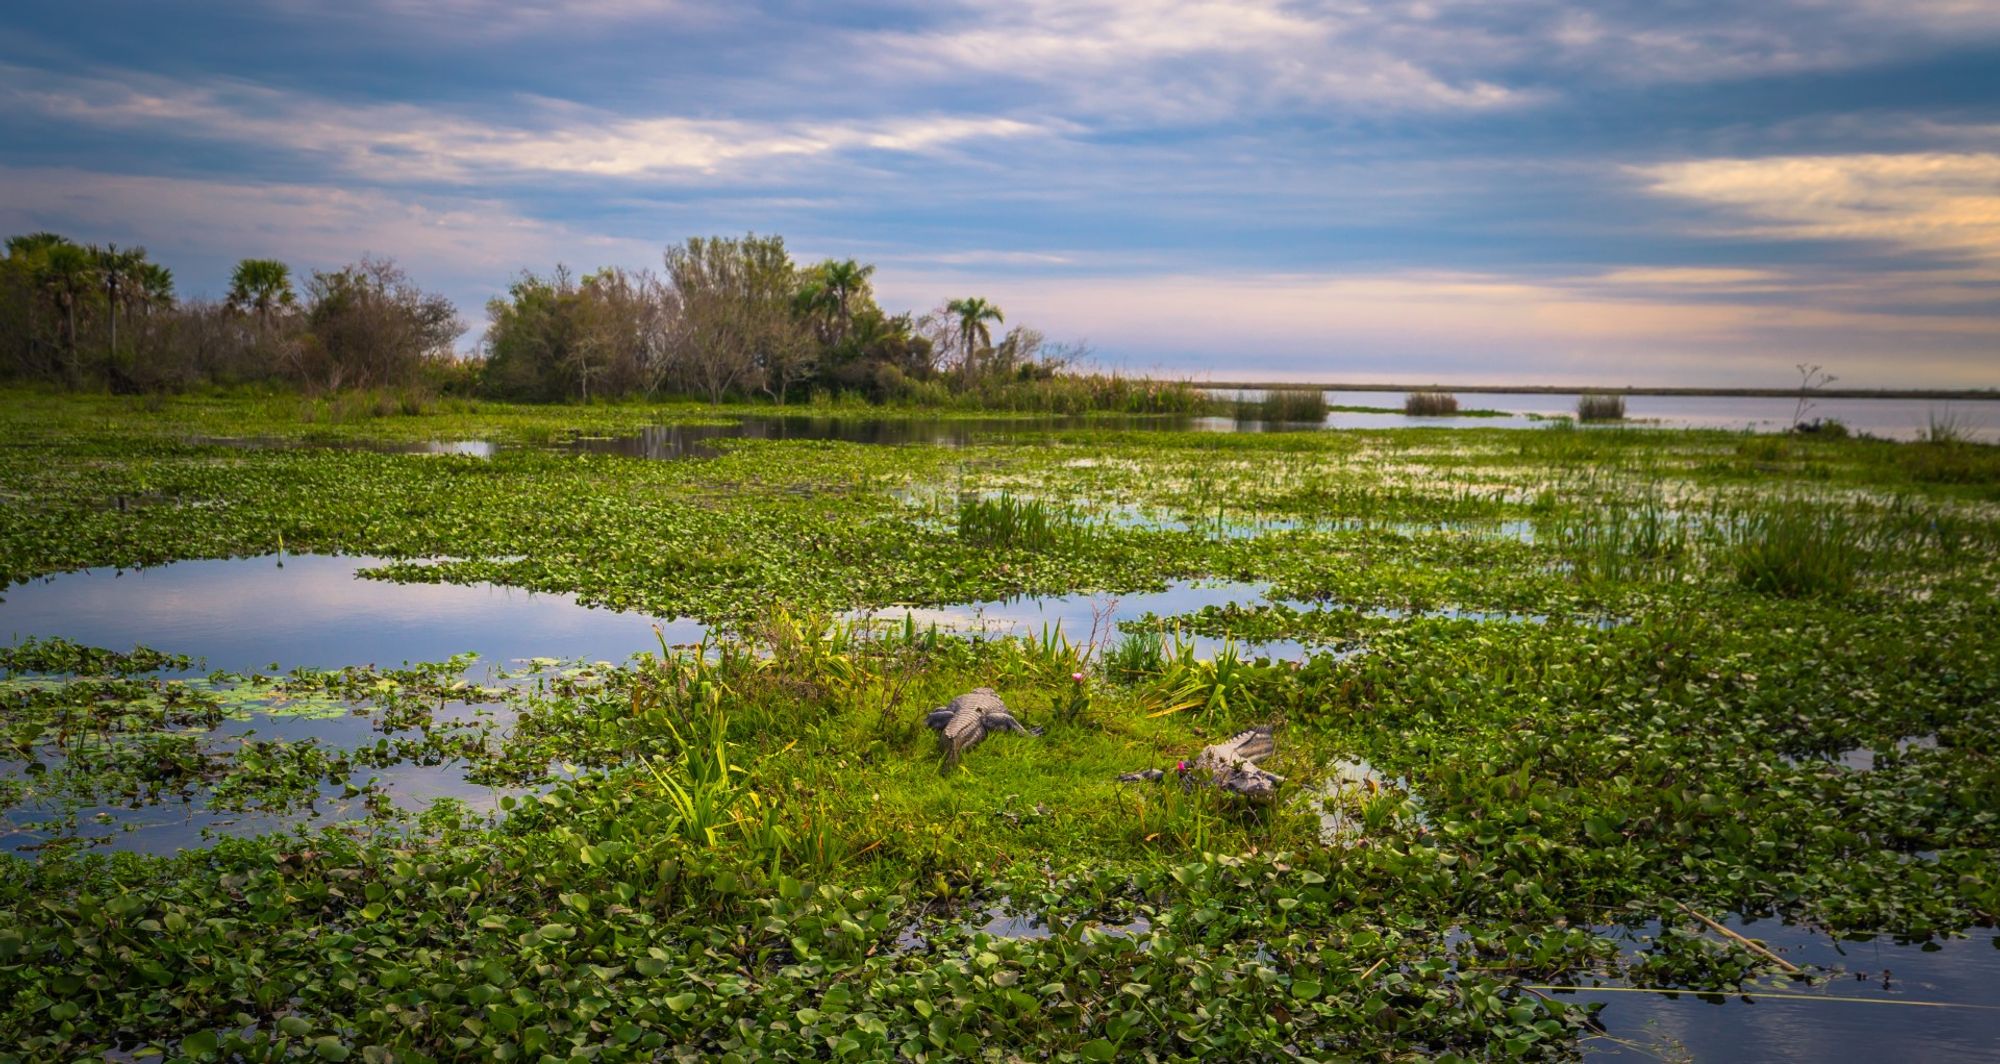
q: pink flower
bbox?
[1071,672,1085,683]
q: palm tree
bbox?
[35,242,97,383]
[6,234,81,376]
[945,297,1003,377]
[135,262,175,311]
[227,259,296,323]
[6,232,74,259]
[92,243,149,362]
[820,259,874,337]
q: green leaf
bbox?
[1080,1039,1118,1061]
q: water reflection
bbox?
[846,580,1317,660]
[1,704,516,856]
[0,553,690,675]
[1576,921,2000,1061]
[566,414,1226,459]
[1210,389,2000,441]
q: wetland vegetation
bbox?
[0,231,1203,416]
[2,390,1999,1061]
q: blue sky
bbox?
[4,1,1998,387]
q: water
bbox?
[1211,390,2000,441]
[5,556,1994,1055]
[1576,922,2000,1061]
[846,579,1316,660]
[566,414,1228,459]
[0,554,692,675]
[1,698,517,855]
[185,397,2000,471]
[192,436,499,457]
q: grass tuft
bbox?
[957,494,1089,551]
[1254,387,1328,423]
[1403,390,1459,416]
[1728,500,1860,597]
[1576,393,1626,422]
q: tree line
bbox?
[0,231,1177,409]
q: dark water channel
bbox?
[565,414,1238,459]
[1575,921,2000,1061]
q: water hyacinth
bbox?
[1,392,1998,1059]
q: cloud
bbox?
[2,66,1057,184]
[1594,267,1794,291]
[267,0,701,39]
[1636,152,2000,263]
[0,165,656,303]
[920,250,1080,267]
[856,0,1536,120]
[873,265,2000,387]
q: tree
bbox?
[91,244,161,372]
[819,307,936,399]
[944,297,1004,378]
[2,233,81,379]
[580,267,675,398]
[36,241,98,384]
[819,259,875,339]
[298,257,461,391]
[663,234,808,404]
[485,266,675,401]
[227,259,296,323]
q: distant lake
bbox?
[1211,389,2000,441]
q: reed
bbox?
[1576,393,1626,422]
[1255,387,1329,423]
[1403,390,1459,416]
[957,493,1087,551]
[1924,406,1974,445]
[1727,500,1860,597]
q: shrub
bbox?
[1403,391,1459,416]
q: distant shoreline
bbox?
[1195,382,2000,400]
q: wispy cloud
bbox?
[857,0,1536,120]
[4,2,2000,385]
[0,165,656,297]
[3,66,1058,184]
[872,265,1999,385]
[1637,152,2000,263]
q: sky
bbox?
[3,1,1998,388]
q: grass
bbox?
[1925,405,1977,445]
[1727,498,1862,597]
[1576,392,1626,421]
[956,493,1091,551]
[3,391,2000,1059]
[1403,389,1459,416]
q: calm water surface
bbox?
[1215,389,2000,441]
[0,553,691,675]
[1577,921,2000,1061]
